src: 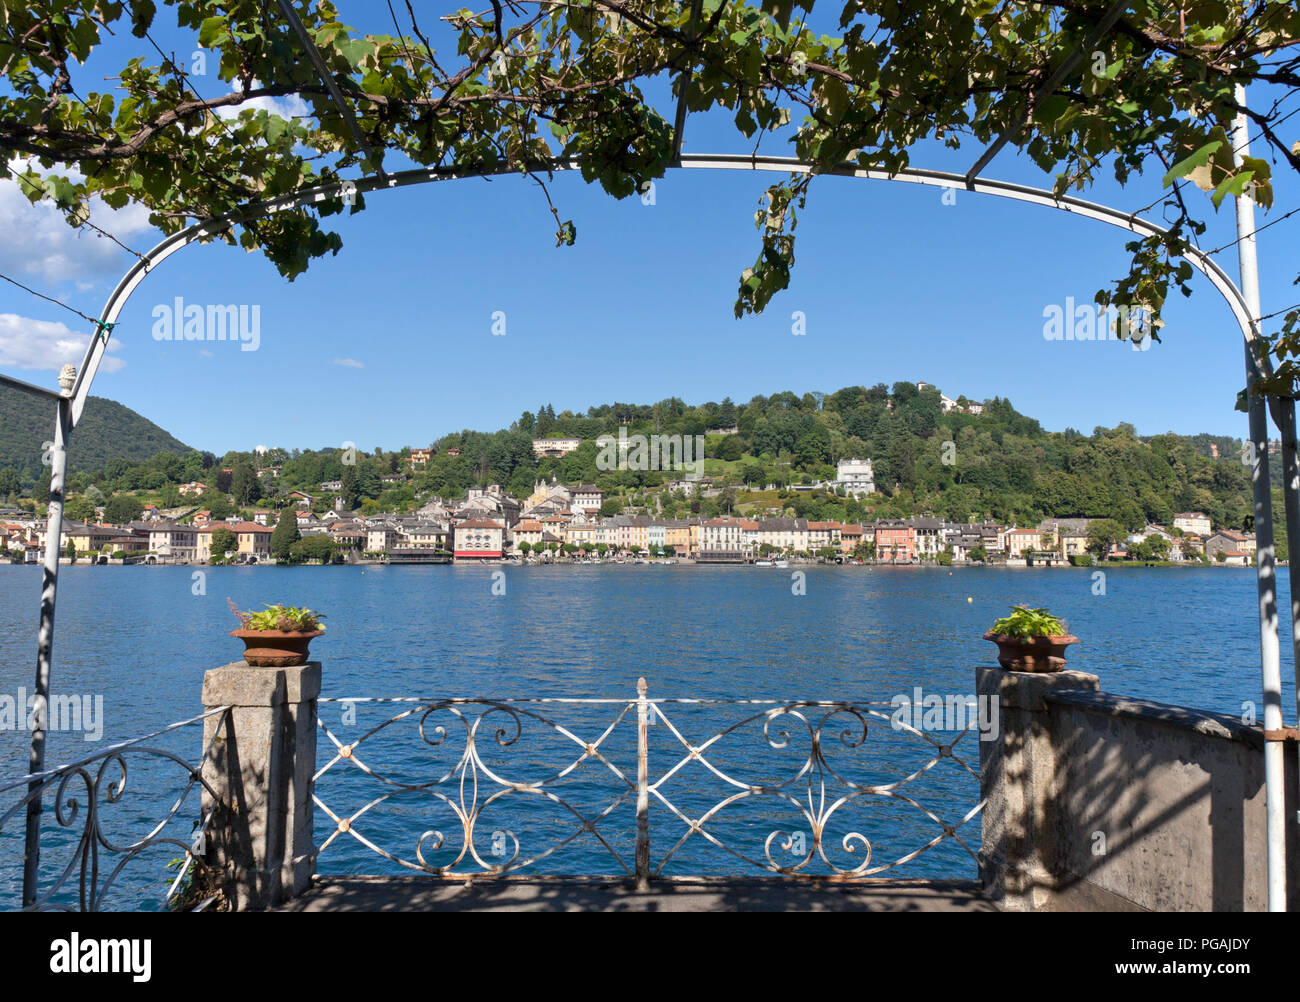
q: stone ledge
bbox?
[1045,689,1265,749]
[976,665,1100,712]
[202,661,321,708]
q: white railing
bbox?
[313,680,984,883]
[0,707,232,911]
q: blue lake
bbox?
[1,563,1294,908]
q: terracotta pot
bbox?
[230,628,324,667]
[983,632,1079,673]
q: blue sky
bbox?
[1,4,1297,455]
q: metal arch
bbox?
[23,150,1296,908]
[92,153,1266,358]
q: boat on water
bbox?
[773,559,789,568]
[754,559,773,567]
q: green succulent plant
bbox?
[228,599,325,633]
[988,605,1066,639]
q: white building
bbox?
[532,438,582,458]
[1173,512,1212,536]
[834,458,876,496]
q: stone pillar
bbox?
[200,661,320,910]
[977,666,1099,911]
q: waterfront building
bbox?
[698,517,746,562]
[1061,531,1089,558]
[1003,528,1042,559]
[665,519,695,556]
[807,521,843,554]
[757,517,809,554]
[401,522,449,551]
[195,521,273,562]
[148,522,199,563]
[453,518,506,559]
[510,519,544,552]
[565,521,600,549]
[366,525,401,552]
[1206,530,1254,562]
[874,520,917,563]
[329,523,367,551]
[909,516,945,560]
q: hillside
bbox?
[0,388,193,475]
[0,381,1268,543]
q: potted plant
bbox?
[983,604,1079,673]
[228,598,325,667]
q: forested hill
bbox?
[0,388,191,475]
[407,385,1254,533]
[0,381,1262,537]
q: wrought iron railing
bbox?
[0,707,232,911]
[313,680,984,882]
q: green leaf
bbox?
[1211,170,1252,210]
[1162,141,1221,188]
[198,16,225,48]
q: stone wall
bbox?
[979,666,1300,911]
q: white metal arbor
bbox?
[7,144,1298,909]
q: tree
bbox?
[64,539,76,561]
[0,468,21,498]
[290,535,336,563]
[65,495,97,521]
[11,3,1298,397]
[231,462,260,506]
[210,528,237,561]
[1086,519,1125,560]
[103,495,143,525]
[271,509,301,562]
[518,541,532,557]
[339,465,357,510]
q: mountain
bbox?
[0,388,193,474]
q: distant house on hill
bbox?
[1173,512,1212,536]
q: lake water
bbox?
[1,563,1294,908]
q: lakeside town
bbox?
[0,451,1259,568]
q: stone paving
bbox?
[277,876,998,912]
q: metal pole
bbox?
[22,390,72,906]
[1233,84,1287,912]
[1271,397,1300,707]
[635,677,650,890]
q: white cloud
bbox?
[0,158,156,290]
[215,82,311,123]
[0,313,125,373]
[332,357,364,368]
